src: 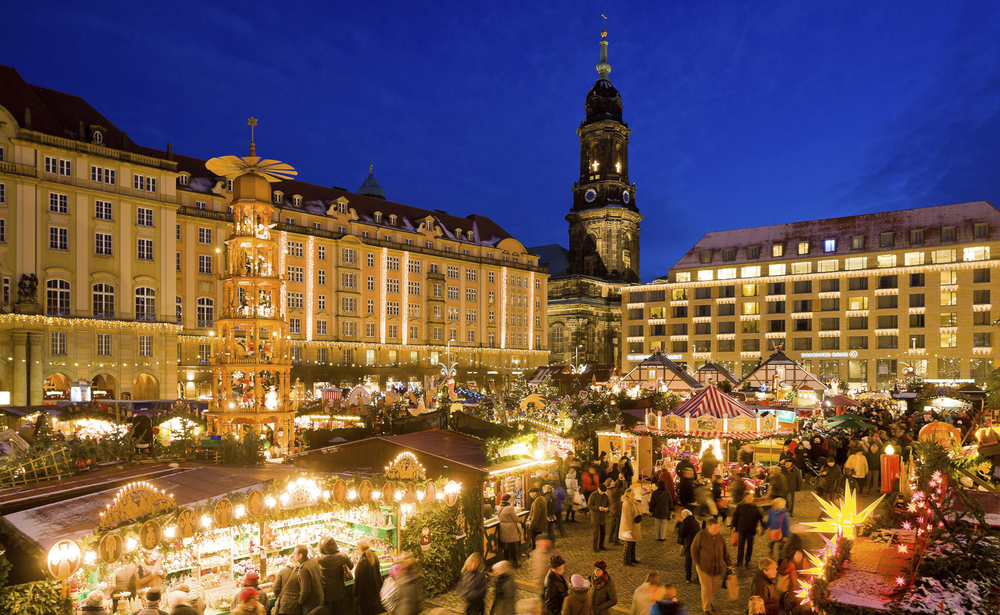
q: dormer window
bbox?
[373,212,382,223]
[178,174,189,186]
[293,195,301,207]
[467,231,474,241]
[93,130,103,144]
[338,203,346,214]
[227,179,233,191]
[388,215,397,226]
[455,228,462,238]
[797,241,810,255]
[772,244,784,257]
[273,191,283,204]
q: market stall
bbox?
[738,350,827,407]
[620,351,703,395]
[693,362,740,387]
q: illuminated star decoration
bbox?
[801,551,826,577]
[803,483,885,540]
[796,577,814,605]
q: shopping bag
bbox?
[730,532,739,547]
[748,595,765,614]
[727,572,739,601]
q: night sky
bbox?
[8,1,1000,280]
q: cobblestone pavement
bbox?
[426,486,884,615]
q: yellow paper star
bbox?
[796,577,814,605]
[801,551,826,577]
[803,483,885,539]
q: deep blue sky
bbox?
[8,1,1000,280]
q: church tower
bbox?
[566,26,643,283]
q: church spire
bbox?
[597,19,611,81]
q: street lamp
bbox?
[437,337,458,378]
[572,344,586,374]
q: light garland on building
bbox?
[0,314,182,333]
[500,266,508,349]
[528,271,535,350]
[401,252,409,345]
[305,236,315,341]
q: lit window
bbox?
[904,252,924,266]
[768,264,786,276]
[817,259,838,273]
[676,272,691,282]
[824,239,836,252]
[877,254,896,268]
[964,246,990,262]
[740,266,760,279]
[772,244,784,257]
[697,270,713,281]
[798,241,809,255]
[844,257,867,271]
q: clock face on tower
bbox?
[585,189,597,203]
[622,190,630,204]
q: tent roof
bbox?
[670,385,756,419]
[694,362,740,385]
[739,350,828,392]
[828,395,860,407]
[622,352,702,392]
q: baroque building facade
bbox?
[540,27,643,368]
[621,202,1000,392]
[0,65,548,404]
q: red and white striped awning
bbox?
[670,385,755,419]
[643,428,790,440]
[321,387,342,402]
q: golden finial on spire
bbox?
[369,163,373,175]
[247,117,258,156]
[601,13,607,37]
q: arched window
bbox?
[197,297,214,328]
[92,284,115,319]
[47,280,71,316]
[135,287,156,321]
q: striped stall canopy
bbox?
[645,428,789,440]
[670,385,756,419]
[321,387,342,402]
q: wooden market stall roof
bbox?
[1,465,302,552]
[621,351,702,393]
[694,362,740,385]
[527,364,622,387]
[738,350,828,392]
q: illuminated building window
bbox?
[51,332,67,355]
[97,333,111,356]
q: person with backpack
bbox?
[765,498,791,557]
[458,553,489,615]
[317,538,349,615]
[354,541,384,615]
[272,556,303,615]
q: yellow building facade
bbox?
[622,202,1000,393]
[0,66,547,404]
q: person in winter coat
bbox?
[553,482,568,537]
[580,466,600,518]
[710,474,726,523]
[529,488,550,548]
[293,545,324,615]
[649,584,692,615]
[690,518,733,614]
[231,590,266,615]
[532,535,561,589]
[778,443,795,465]
[620,457,635,486]
[498,495,523,567]
[587,561,617,615]
[781,459,803,516]
[656,467,677,503]
[750,558,780,615]
[79,590,108,614]
[844,448,869,494]
[629,573,666,615]
[561,575,590,615]
[865,445,881,495]
[272,559,303,615]
[730,491,764,567]
[605,479,625,547]
[649,480,673,541]
[133,588,168,615]
[618,488,642,566]
[738,443,755,469]
[353,541,384,615]
[676,509,701,583]
[395,554,424,615]
[542,485,559,544]
[459,553,489,615]
[699,450,719,480]
[588,484,610,552]
[765,499,791,557]
[317,538,349,615]
[675,456,695,479]
[564,471,579,523]
[230,574,270,615]
[677,468,696,508]
[543,555,569,615]
[491,561,516,615]
[766,466,786,501]
[819,457,843,502]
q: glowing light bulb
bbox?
[372,491,382,500]
[201,515,212,528]
[348,489,357,500]
[126,538,138,551]
[164,526,176,539]
[885,444,895,455]
[234,505,246,519]
[265,496,276,508]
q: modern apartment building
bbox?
[622,202,1000,392]
[0,65,548,404]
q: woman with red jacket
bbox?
[580,465,600,519]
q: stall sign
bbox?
[246,489,265,518]
[70,379,92,403]
[385,451,426,480]
[359,480,373,503]
[777,410,796,424]
[213,498,234,527]
[382,481,396,504]
[176,509,197,539]
[139,520,162,550]
[99,534,124,564]
[47,540,81,580]
[333,480,348,503]
[918,422,961,448]
[99,482,175,529]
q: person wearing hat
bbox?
[605,478,625,547]
[498,494,523,568]
[529,486,551,549]
[649,584,692,615]
[230,573,270,615]
[781,459,803,516]
[542,555,568,615]
[819,457,842,502]
[231,589,265,615]
[588,561,617,615]
[676,509,700,584]
[132,588,168,615]
[532,534,560,589]
[81,590,107,614]
[587,483,610,552]
[562,575,591,615]
[318,537,349,615]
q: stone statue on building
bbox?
[17,274,39,303]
